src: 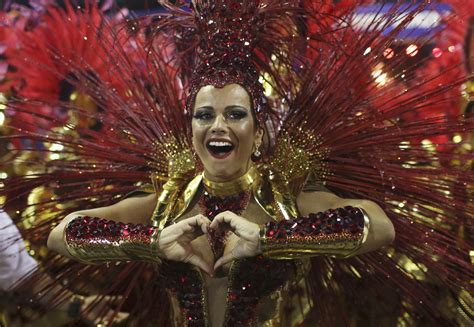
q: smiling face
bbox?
[192,84,262,182]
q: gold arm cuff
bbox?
[260,207,370,259]
[64,218,162,265]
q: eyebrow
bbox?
[194,105,249,111]
[225,105,249,111]
[194,106,214,111]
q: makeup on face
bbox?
[192,84,259,182]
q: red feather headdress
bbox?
[0,1,472,325]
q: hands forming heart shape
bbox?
[158,211,261,276]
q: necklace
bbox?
[201,164,259,197]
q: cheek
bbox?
[192,122,204,139]
[234,121,256,150]
[191,123,205,150]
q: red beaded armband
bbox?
[64,216,161,265]
[260,206,368,259]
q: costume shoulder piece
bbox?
[0,1,473,326]
[268,128,330,197]
[150,136,201,228]
[150,136,197,191]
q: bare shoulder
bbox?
[296,191,377,215]
[296,191,341,216]
[75,193,158,225]
[113,193,157,211]
[296,191,395,251]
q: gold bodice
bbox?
[150,166,311,326]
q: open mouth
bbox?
[206,140,235,158]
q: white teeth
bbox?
[209,141,232,147]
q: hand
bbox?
[209,211,261,270]
[158,215,213,275]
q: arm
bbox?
[294,191,395,256]
[47,194,214,274]
[210,192,394,268]
[47,193,158,258]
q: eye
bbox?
[226,110,248,120]
[193,111,214,121]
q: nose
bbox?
[210,114,227,134]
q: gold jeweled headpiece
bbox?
[184,0,301,126]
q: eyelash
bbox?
[193,112,213,120]
[227,111,247,120]
[193,111,247,121]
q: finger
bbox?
[210,212,236,230]
[197,215,212,234]
[186,253,213,276]
[159,226,182,246]
[177,219,202,236]
[200,215,213,225]
[187,215,211,234]
[214,251,236,270]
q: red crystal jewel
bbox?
[264,206,364,242]
[199,190,250,258]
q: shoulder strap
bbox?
[150,174,202,229]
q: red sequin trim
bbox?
[264,206,365,242]
[66,216,155,244]
[199,190,250,259]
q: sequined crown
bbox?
[187,0,269,123]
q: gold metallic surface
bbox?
[267,167,300,221]
[69,91,100,129]
[202,164,259,197]
[174,174,203,221]
[456,289,473,325]
[151,173,203,229]
[151,161,304,228]
[270,128,329,196]
[147,159,363,325]
[254,259,311,326]
[252,165,301,222]
[150,139,199,229]
[151,184,179,229]
[461,80,474,103]
[260,209,370,259]
[148,166,313,325]
[252,173,280,220]
[150,136,196,182]
[134,183,155,195]
[64,222,161,265]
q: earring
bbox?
[254,142,261,157]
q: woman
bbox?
[48,82,394,326]
[4,0,472,326]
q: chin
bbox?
[205,164,242,182]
